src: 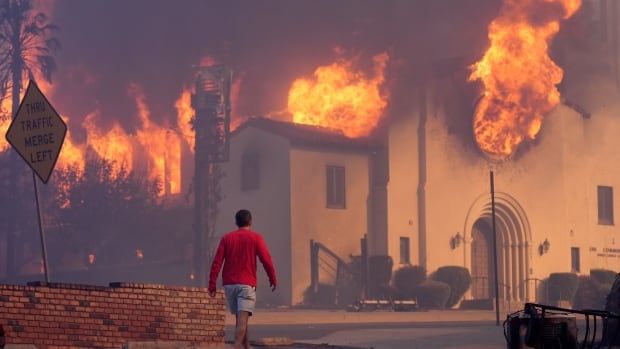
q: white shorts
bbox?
[224,284,256,315]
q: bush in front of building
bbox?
[368,255,394,299]
[547,272,579,305]
[392,265,426,299]
[335,272,361,307]
[416,280,451,309]
[591,269,617,286]
[430,266,472,308]
[302,283,337,307]
[573,275,608,310]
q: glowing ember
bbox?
[88,253,95,265]
[468,0,582,159]
[129,83,182,195]
[287,52,389,138]
[136,249,144,260]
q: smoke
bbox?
[49,0,500,140]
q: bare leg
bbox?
[243,321,250,349]
[234,311,250,349]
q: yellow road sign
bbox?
[5,80,66,183]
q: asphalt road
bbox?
[226,321,507,349]
[227,321,497,340]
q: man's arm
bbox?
[256,235,277,290]
[208,237,226,295]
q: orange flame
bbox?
[129,83,182,195]
[82,112,134,177]
[229,76,244,131]
[0,114,9,153]
[287,53,389,138]
[469,0,581,159]
[175,88,194,150]
[0,72,187,198]
[56,116,85,171]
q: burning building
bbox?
[3,0,620,309]
[213,0,620,307]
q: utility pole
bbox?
[191,65,232,287]
[490,171,500,326]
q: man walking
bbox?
[208,209,277,349]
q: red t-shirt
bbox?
[208,228,277,293]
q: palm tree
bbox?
[0,0,60,277]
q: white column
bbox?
[504,242,511,301]
[518,243,526,300]
[525,241,532,301]
[511,243,518,301]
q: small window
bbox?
[241,152,259,191]
[326,165,346,209]
[571,247,580,273]
[598,186,614,225]
[400,237,410,264]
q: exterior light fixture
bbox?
[450,232,463,249]
[538,239,550,256]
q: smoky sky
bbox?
[50,0,502,141]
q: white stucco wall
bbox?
[386,96,421,267]
[289,147,370,304]
[215,127,293,305]
[583,103,620,270]
[386,80,620,302]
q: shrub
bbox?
[547,273,579,304]
[335,273,361,307]
[417,280,451,309]
[303,283,336,307]
[431,266,472,308]
[591,269,617,285]
[368,255,393,299]
[601,282,614,299]
[573,276,607,310]
[392,265,426,299]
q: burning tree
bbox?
[0,0,60,277]
[45,158,163,268]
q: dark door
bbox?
[471,220,493,299]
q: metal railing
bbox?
[309,239,358,306]
[470,276,517,312]
[505,303,620,348]
[518,277,547,303]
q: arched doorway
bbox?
[464,192,532,302]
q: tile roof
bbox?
[233,116,378,152]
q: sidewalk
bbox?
[223,309,512,349]
[300,325,505,349]
[225,308,505,326]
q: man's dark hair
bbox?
[235,209,252,228]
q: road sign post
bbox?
[5,80,67,283]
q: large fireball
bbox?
[469,0,581,159]
[288,53,389,138]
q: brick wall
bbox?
[0,282,226,348]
